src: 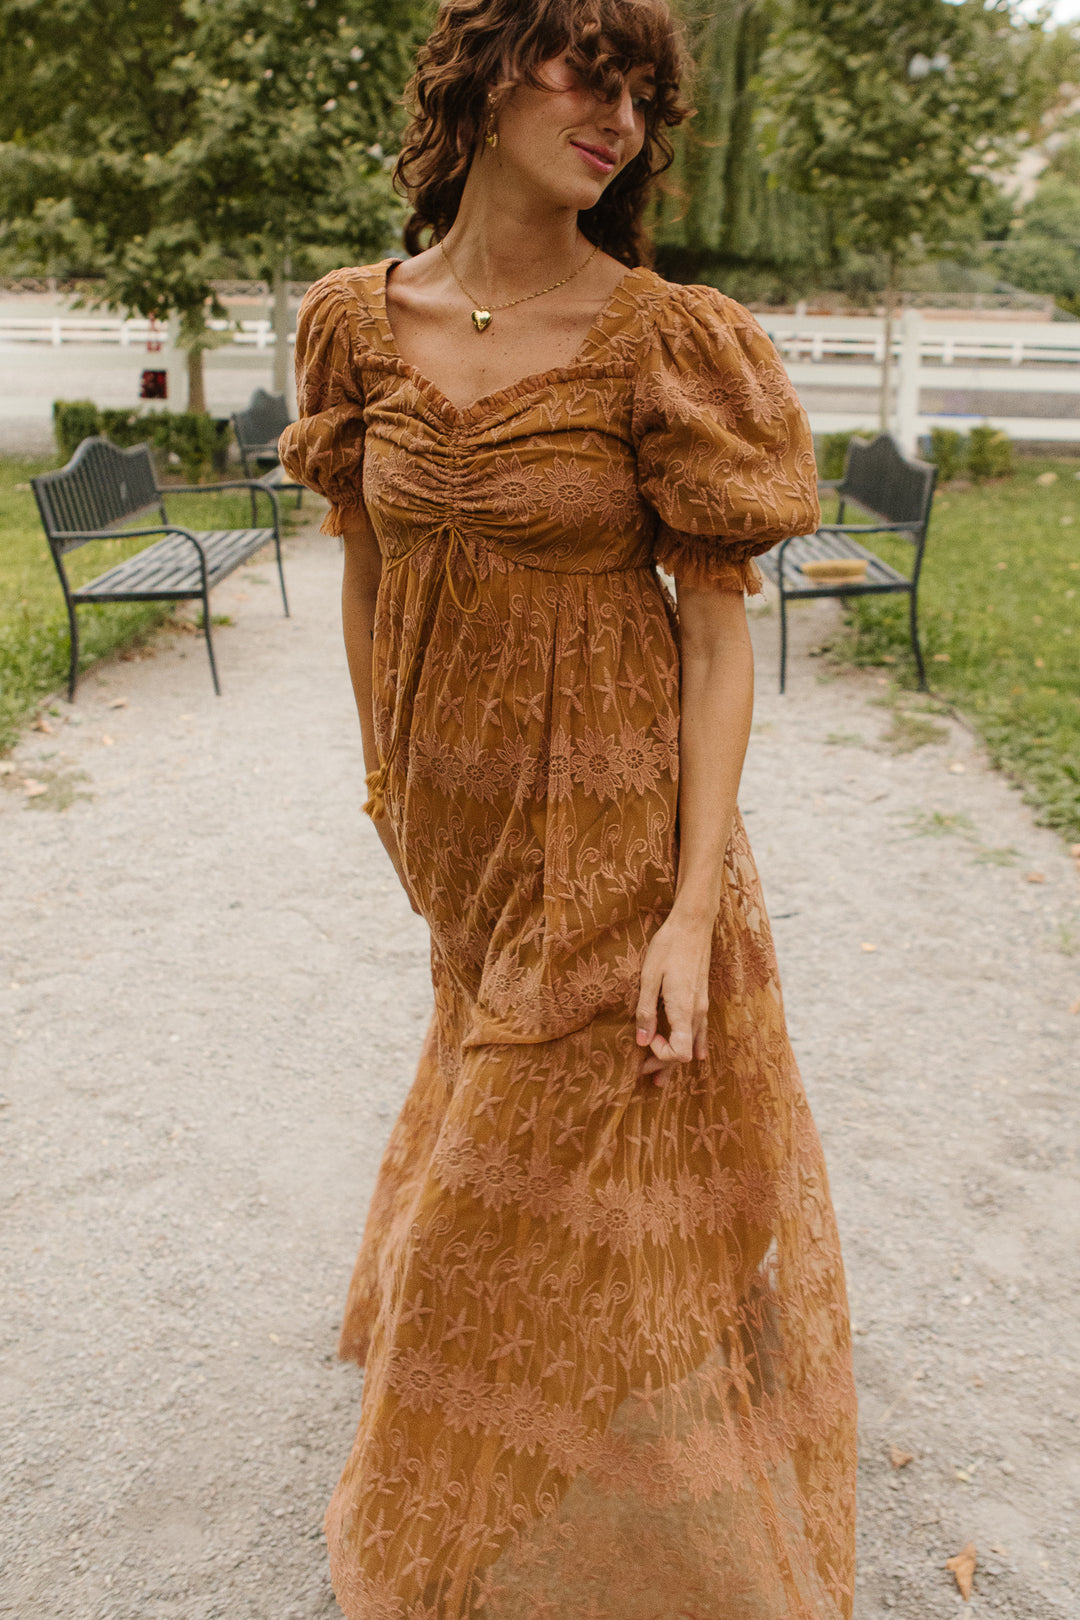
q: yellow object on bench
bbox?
[800,557,869,583]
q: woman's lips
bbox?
[570,140,616,175]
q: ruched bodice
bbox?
[278,261,855,1620]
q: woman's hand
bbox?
[635,910,714,1083]
[373,817,421,914]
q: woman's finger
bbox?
[636,956,661,1047]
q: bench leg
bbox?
[202,592,222,696]
[66,601,80,702]
[273,530,290,619]
[909,587,927,691]
[779,587,788,694]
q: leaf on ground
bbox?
[1069,999,1079,1015]
[1025,871,1046,884]
[0,762,16,776]
[946,1542,977,1600]
[108,697,128,710]
[101,735,115,747]
[22,779,47,798]
[32,715,53,733]
[889,1446,914,1469]
[860,942,878,953]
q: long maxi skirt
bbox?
[323,813,858,1620]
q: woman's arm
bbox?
[341,515,418,910]
[636,586,755,1080]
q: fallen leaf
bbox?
[954,1467,970,1482]
[22,780,47,799]
[1034,657,1045,669]
[989,1543,1008,1556]
[996,561,1008,570]
[1025,871,1045,884]
[860,942,877,953]
[1036,470,1058,485]
[933,652,951,662]
[101,735,115,747]
[33,716,55,734]
[889,1446,914,1469]
[946,1542,977,1600]
[0,762,16,776]
[1069,844,1080,859]
[1069,999,1079,1015]
[108,697,128,710]
[948,762,966,774]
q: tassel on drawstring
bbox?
[363,764,389,822]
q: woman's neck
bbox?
[440,160,587,303]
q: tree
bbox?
[762,0,1043,429]
[652,0,832,295]
[0,0,427,411]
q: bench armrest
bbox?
[49,523,205,552]
[818,521,922,534]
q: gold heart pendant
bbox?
[471,308,493,333]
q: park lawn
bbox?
[0,455,263,750]
[829,456,1080,842]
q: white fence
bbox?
[0,315,291,349]
[759,310,1080,450]
[6,306,1080,448]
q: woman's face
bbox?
[489,51,653,211]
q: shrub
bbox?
[928,427,967,482]
[818,430,863,481]
[50,401,232,482]
[53,400,101,462]
[967,424,1014,482]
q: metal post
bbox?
[896,309,922,457]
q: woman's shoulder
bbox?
[296,261,392,336]
[630,270,769,356]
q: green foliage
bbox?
[762,0,1041,272]
[928,428,967,483]
[0,0,427,373]
[52,400,100,463]
[827,459,1080,840]
[654,0,830,288]
[818,431,864,481]
[52,401,231,482]
[966,425,1014,482]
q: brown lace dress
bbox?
[279,260,857,1620]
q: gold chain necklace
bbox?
[439,238,599,334]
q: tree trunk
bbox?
[186,346,207,415]
[272,254,292,401]
[880,257,899,436]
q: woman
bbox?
[280,0,857,1614]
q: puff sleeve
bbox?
[278,270,368,538]
[634,284,820,594]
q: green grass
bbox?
[828,457,1080,842]
[0,455,261,751]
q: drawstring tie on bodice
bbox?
[363,522,482,821]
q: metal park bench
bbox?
[32,436,289,700]
[758,433,938,692]
[231,387,303,507]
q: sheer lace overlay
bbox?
[279,262,855,1620]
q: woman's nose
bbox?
[601,85,637,137]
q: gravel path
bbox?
[1,517,1077,1620]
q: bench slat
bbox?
[72,528,274,600]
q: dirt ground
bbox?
[1,516,1077,1620]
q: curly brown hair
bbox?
[395,0,691,268]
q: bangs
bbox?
[506,0,686,124]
